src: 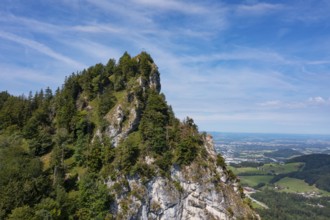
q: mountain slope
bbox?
[287,154,330,192]
[0,52,257,219]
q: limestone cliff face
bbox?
[0,51,257,220]
[105,136,258,220]
[104,64,161,147]
[94,52,258,219]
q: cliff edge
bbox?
[0,52,258,220]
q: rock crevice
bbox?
[107,137,259,219]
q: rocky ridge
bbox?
[105,135,257,219]
[98,53,258,219]
[105,63,161,147]
[0,52,259,220]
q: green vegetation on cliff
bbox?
[0,52,224,219]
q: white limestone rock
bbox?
[107,136,259,220]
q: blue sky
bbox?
[0,0,330,134]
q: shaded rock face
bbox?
[105,105,124,146]
[105,66,161,147]
[106,136,259,220]
[104,85,140,146]
[149,65,161,93]
[105,102,142,147]
[100,53,257,219]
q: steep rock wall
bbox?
[106,136,259,220]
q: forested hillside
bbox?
[0,52,256,219]
[253,190,330,220]
[286,154,330,192]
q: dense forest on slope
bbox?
[287,154,330,192]
[0,52,254,219]
[253,190,330,220]
[264,148,302,159]
[269,154,330,192]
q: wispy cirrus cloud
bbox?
[132,0,209,14]
[85,0,227,34]
[258,100,283,108]
[85,0,154,25]
[71,24,122,34]
[0,14,62,35]
[258,100,306,109]
[258,96,330,109]
[0,64,58,83]
[179,47,289,64]
[0,31,84,68]
[282,0,330,23]
[308,96,329,105]
[235,3,284,16]
[0,64,62,95]
[66,39,122,62]
[1,0,330,134]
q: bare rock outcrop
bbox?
[106,136,259,220]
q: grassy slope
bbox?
[275,177,330,196]
[239,175,273,187]
[230,162,303,176]
[230,160,330,196]
[230,162,304,189]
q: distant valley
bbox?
[211,132,330,219]
[212,132,330,164]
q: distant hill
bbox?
[264,148,302,159]
[288,154,330,170]
[271,154,330,192]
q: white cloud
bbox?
[1,0,330,134]
[66,39,122,63]
[235,3,283,15]
[85,0,154,25]
[132,0,209,14]
[258,100,307,109]
[180,47,289,64]
[83,0,228,37]
[0,31,84,68]
[258,97,330,110]
[191,112,302,122]
[282,1,330,24]
[0,15,61,35]
[308,96,327,105]
[71,24,122,34]
[306,60,330,65]
[0,64,63,95]
[0,64,57,83]
[258,100,282,107]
